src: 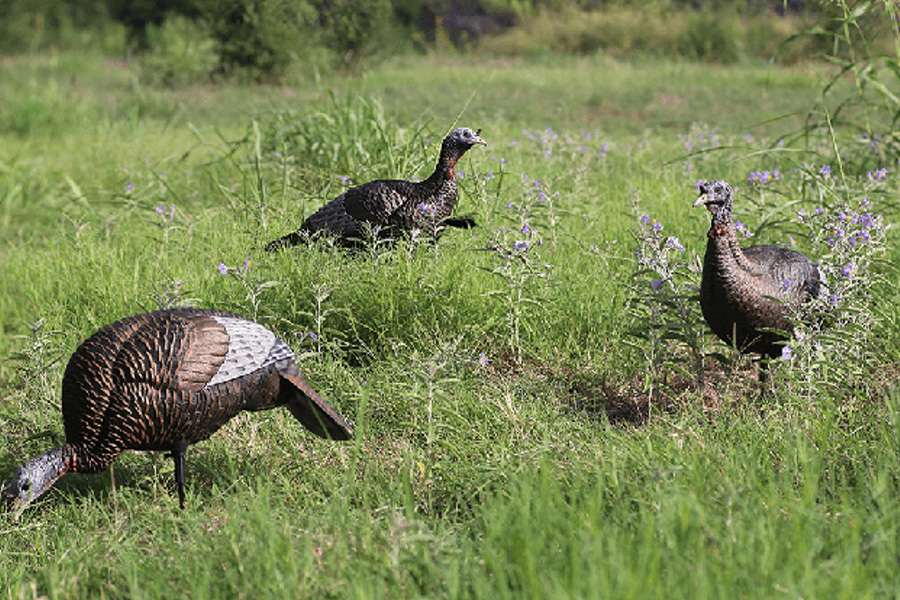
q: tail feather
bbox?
[280,370,353,440]
[442,216,477,229]
[265,230,309,253]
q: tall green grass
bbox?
[2,46,900,598]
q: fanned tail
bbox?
[279,366,354,440]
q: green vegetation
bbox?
[4,5,900,596]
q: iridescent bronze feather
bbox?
[3,308,353,516]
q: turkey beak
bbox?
[693,192,710,208]
[473,129,488,146]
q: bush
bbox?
[136,17,217,87]
[677,11,741,64]
[313,0,396,73]
[193,0,318,82]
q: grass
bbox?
[2,49,900,598]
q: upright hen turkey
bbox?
[694,180,824,369]
[265,127,487,250]
[3,308,353,516]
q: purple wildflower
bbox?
[126,181,134,194]
[521,222,530,234]
[514,240,530,252]
[478,352,489,367]
[782,278,792,292]
[218,263,228,275]
[841,263,857,278]
[867,168,888,181]
[819,165,831,178]
[666,237,685,252]
[652,279,664,291]
[781,345,792,360]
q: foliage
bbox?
[312,0,396,72]
[193,0,319,81]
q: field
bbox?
[3,51,900,598]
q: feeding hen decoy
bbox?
[694,180,825,372]
[264,127,487,251]
[3,308,353,517]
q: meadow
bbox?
[2,49,900,598]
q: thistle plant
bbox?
[482,209,552,365]
[625,210,706,410]
[216,257,279,322]
[148,278,201,310]
[290,282,349,363]
[781,186,889,395]
[10,319,66,406]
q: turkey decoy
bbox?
[3,308,353,517]
[693,180,824,373]
[265,127,487,251]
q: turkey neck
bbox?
[705,213,756,273]
[424,143,466,187]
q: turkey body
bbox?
[265,127,486,251]
[4,308,353,515]
[695,180,824,360]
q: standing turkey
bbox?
[3,308,353,516]
[694,180,824,372]
[265,127,487,251]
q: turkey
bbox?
[3,308,353,516]
[265,127,487,251]
[693,180,825,372]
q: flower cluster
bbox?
[217,257,251,275]
[679,121,722,153]
[634,214,687,293]
[747,169,782,185]
[867,168,888,181]
[156,204,175,223]
[734,219,752,239]
[417,203,437,217]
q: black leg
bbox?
[759,360,769,384]
[169,440,190,509]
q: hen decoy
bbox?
[694,180,824,371]
[265,127,487,250]
[4,308,353,516]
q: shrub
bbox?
[677,11,741,64]
[193,0,318,82]
[312,0,395,73]
[136,17,217,88]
